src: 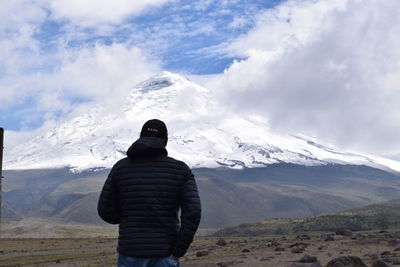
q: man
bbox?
[98,119,201,267]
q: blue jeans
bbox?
[117,253,181,267]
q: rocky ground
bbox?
[1,229,400,266]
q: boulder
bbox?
[216,238,227,246]
[380,251,391,256]
[286,264,322,267]
[335,228,353,236]
[217,261,242,266]
[290,242,307,253]
[372,260,390,267]
[299,254,318,263]
[325,234,335,241]
[289,242,309,248]
[326,256,366,267]
[196,251,209,257]
[265,239,281,247]
[291,247,304,253]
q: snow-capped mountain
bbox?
[5,72,400,172]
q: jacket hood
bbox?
[126,136,168,159]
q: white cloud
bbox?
[209,0,400,156]
[0,1,46,108]
[0,0,162,129]
[47,0,171,27]
[50,43,161,106]
[2,42,160,150]
[2,43,160,112]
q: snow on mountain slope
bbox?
[4,72,400,172]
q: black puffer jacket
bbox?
[97,137,201,258]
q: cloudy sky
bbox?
[1,0,400,159]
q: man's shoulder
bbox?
[112,157,130,166]
[165,156,191,171]
[109,157,131,172]
[110,156,190,171]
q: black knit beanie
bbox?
[140,119,168,139]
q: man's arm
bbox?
[97,167,120,224]
[172,170,202,257]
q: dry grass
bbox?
[1,230,399,266]
[1,219,118,239]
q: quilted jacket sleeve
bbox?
[97,165,120,224]
[172,169,202,257]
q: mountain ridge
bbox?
[4,164,400,228]
[212,200,400,237]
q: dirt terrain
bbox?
[1,230,400,266]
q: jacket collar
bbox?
[126,137,168,159]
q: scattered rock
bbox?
[325,234,335,241]
[289,243,309,248]
[394,246,400,251]
[287,264,322,267]
[290,242,307,253]
[296,234,311,240]
[326,256,366,267]
[291,246,305,253]
[266,239,281,247]
[216,238,227,246]
[380,251,391,256]
[241,249,250,253]
[196,251,209,257]
[275,246,285,251]
[335,228,352,236]
[260,256,274,261]
[217,261,237,267]
[372,260,390,267]
[382,256,400,264]
[299,254,318,263]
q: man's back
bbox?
[97,119,201,263]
